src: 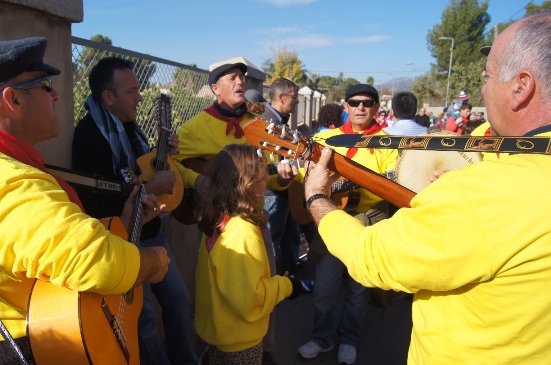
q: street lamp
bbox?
[388,73,394,97]
[439,36,454,107]
[406,61,415,84]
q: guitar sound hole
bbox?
[123,289,134,304]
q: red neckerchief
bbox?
[0,130,84,211]
[205,104,245,139]
[205,216,232,253]
[339,120,381,158]
[484,127,500,157]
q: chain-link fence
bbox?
[72,37,213,146]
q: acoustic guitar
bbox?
[288,178,361,225]
[137,94,184,211]
[27,168,146,365]
[243,117,416,209]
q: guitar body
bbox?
[137,151,184,211]
[171,157,208,225]
[28,217,142,365]
[288,179,353,225]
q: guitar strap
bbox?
[0,321,31,365]
[322,134,551,155]
[45,164,126,196]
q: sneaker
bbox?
[338,344,357,364]
[297,340,334,359]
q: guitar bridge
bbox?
[101,297,131,363]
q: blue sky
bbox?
[72,0,535,85]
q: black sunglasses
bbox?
[347,99,376,108]
[0,75,54,93]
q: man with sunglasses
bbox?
[297,84,398,364]
[0,37,169,364]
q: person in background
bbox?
[262,78,302,281]
[0,37,169,365]
[194,144,302,365]
[72,57,197,365]
[375,109,388,128]
[413,106,430,127]
[303,10,551,364]
[446,102,472,134]
[315,103,344,133]
[384,92,428,136]
[245,89,266,116]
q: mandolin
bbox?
[137,94,184,211]
[243,117,416,209]
[27,168,146,365]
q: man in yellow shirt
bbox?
[304,10,551,364]
[0,37,169,364]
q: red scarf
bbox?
[205,105,246,139]
[205,216,232,253]
[0,130,84,211]
[339,120,381,159]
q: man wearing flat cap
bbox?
[172,62,297,364]
[0,38,169,364]
[297,84,399,365]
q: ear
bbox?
[211,84,220,98]
[511,70,534,110]
[101,89,115,106]
[0,88,24,116]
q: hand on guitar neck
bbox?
[120,184,166,230]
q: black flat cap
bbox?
[345,84,379,103]
[0,37,61,84]
[208,62,247,86]
[480,46,491,56]
[244,89,266,102]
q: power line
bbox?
[501,1,532,23]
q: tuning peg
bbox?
[257,148,263,158]
[293,131,300,144]
[270,152,275,162]
[280,125,286,139]
[267,122,275,133]
[275,145,281,151]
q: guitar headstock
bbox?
[153,93,172,131]
[243,117,310,161]
[122,167,141,186]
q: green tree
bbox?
[526,0,551,14]
[427,0,490,81]
[265,46,307,85]
[307,71,321,91]
[366,76,375,85]
[448,57,486,107]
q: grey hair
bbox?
[498,10,551,101]
[268,78,298,101]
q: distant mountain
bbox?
[374,76,414,93]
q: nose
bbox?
[137,93,144,103]
[51,88,60,101]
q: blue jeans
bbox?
[139,233,197,365]
[310,206,388,348]
[264,194,300,277]
[311,249,369,348]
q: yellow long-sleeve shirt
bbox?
[319,138,551,363]
[195,216,292,352]
[0,153,140,340]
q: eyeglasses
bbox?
[347,99,376,108]
[0,76,54,93]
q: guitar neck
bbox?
[308,143,414,208]
[243,117,416,209]
[154,127,172,171]
[331,179,361,194]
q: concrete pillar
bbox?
[0,0,83,168]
